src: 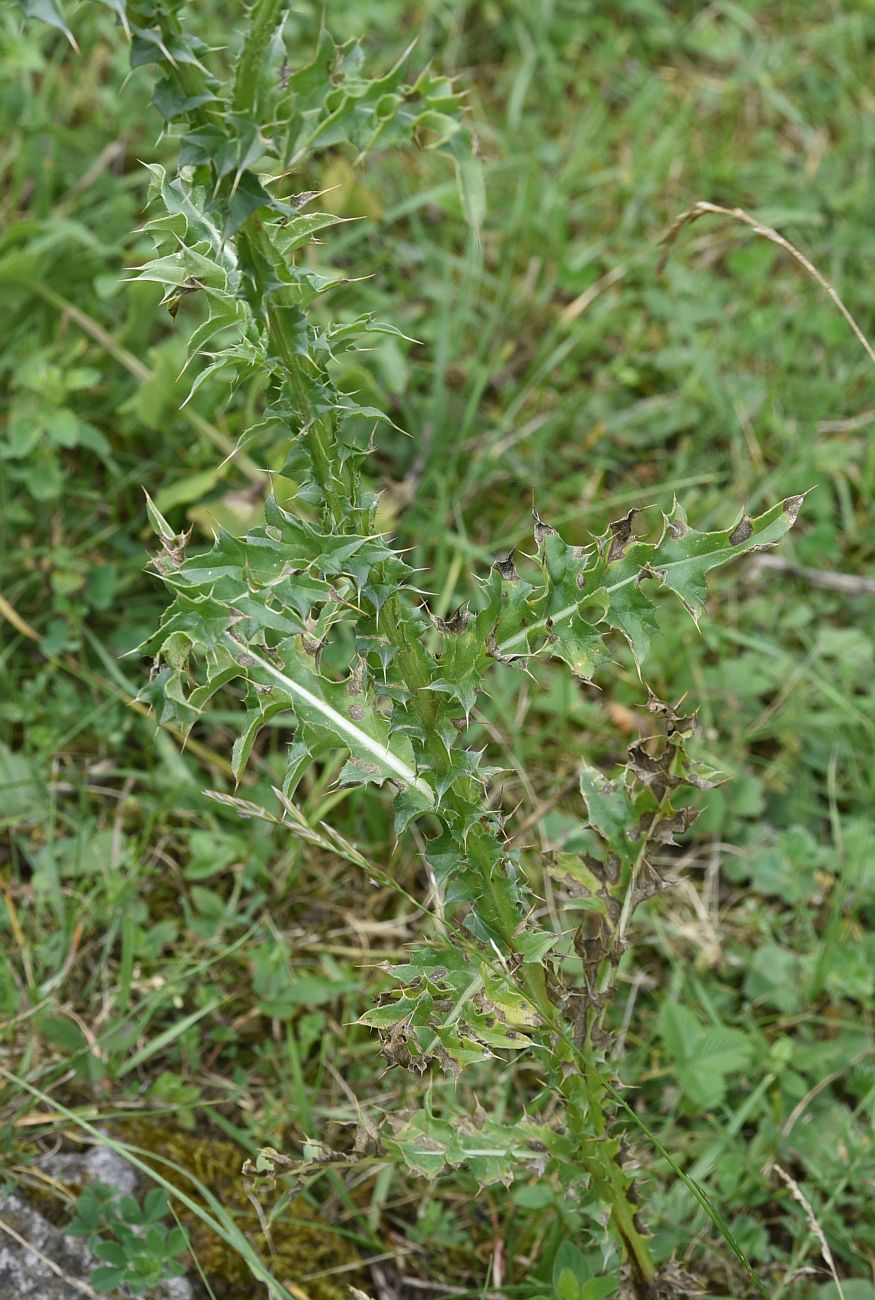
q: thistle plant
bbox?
[25,1,802,1294]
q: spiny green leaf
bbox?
[579,764,636,850]
[17,0,78,49]
[143,490,176,544]
[495,495,805,672]
[387,1108,558,1186]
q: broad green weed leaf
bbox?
[581,1281,620,1300]
[553,1242,592,1295]
[0,743,43,825]
[658,1001,753,1109]
[556,1270,582,1300]
[90,1265,126,1290]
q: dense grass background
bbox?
[1,2,874,1297]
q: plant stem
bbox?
[237,223,359,529]
[382,603,655,1288]
[380,600,523,941]
[232,0,287,116]
[139,10,660,1284]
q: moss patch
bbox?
[105,1121,364,1300]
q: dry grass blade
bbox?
[778,1047,875,1139]
[658,200,875,369]
[0,595,40,641]
[773,1164,845,1300]
[559,263,628,322]
[0,1215,102,1299]
[751,554,875,597]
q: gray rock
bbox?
[37,1145,139,1198]
[0,1146,194,1300]
[0,1191,94,1300]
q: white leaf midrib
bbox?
[223,635,435,804]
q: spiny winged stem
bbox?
[232,0,287,117]
[380,585,656,1280]
[96,0,804,1292]
[244,217,530,949]
[237,221,359,530]
[377,602,530,943]
[201,189,657,1277]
